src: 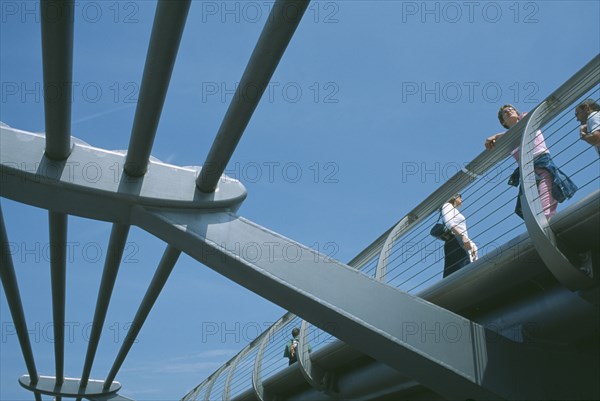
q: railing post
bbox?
[297,320,332,395]
[223,348,250,400]
[519,103,595,290]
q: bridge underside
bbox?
[219,191,600,401]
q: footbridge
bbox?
[178,53,600,400]
[1,1,599,400]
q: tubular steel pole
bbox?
[124,0,191,177]
[48,211,67,386]
[197,0,310,192]
[41,0,74,160]
[0,207,41,388]
[104,245,181,389]
[80,224,131,389]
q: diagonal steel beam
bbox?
[41,0,74,161]
[103,245,181,389]
[197,0,310,192]
[133,207,549,400]
[0,206,42,401]
[124,0,192,177]
[80,224,131,388]
[48,211,67,386]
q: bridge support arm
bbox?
[133,207,550,400]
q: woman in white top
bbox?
[441,194,477,278]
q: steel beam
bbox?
[124,0,192,177]
[103,245,181,389]
[80,224,131,388]
[219,192,599,401]
[0,206,41,388]
[0,127,247,223]
[41,0,74,160]
[133,207,554,400]
[48,211,67,385]
[183,257,378,399]
[197,0,310,192]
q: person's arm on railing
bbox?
[484,133,504,150]
[579,125,600,145]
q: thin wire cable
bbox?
[407,222,526,293]
[383,157,518,266]
[379,146,519,265]
[229,349,258,398]
[260,318,299,378]
[385,189,516,283]
[393,197,521,288]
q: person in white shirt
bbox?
[441,194,477,278]
[575,99,600,156]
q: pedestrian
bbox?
[441,194,477,278]
[485,104,577,220]
[575,99,600,156]
[283,327,311,365]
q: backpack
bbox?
[289,340,298,360]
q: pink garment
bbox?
[536,168,557,219]
[509,112,549,161]
[511,130,549,162]
[508,113,554,218]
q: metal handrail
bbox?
[181,54,600,401]
[375,54,599,283]
[519,102,595,290]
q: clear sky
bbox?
[1,0,599,399]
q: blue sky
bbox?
[1,0,599,399]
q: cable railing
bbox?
[227,348,258,400]
[206,367,230,401]
[382,92,600,296]
[381,153,522,293]
[259,317,300,379]
[181,55,600,401]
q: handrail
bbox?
[519,102,594,290]
[374,54,599,284]
[223,346,251,400]
[181,54,600,401]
